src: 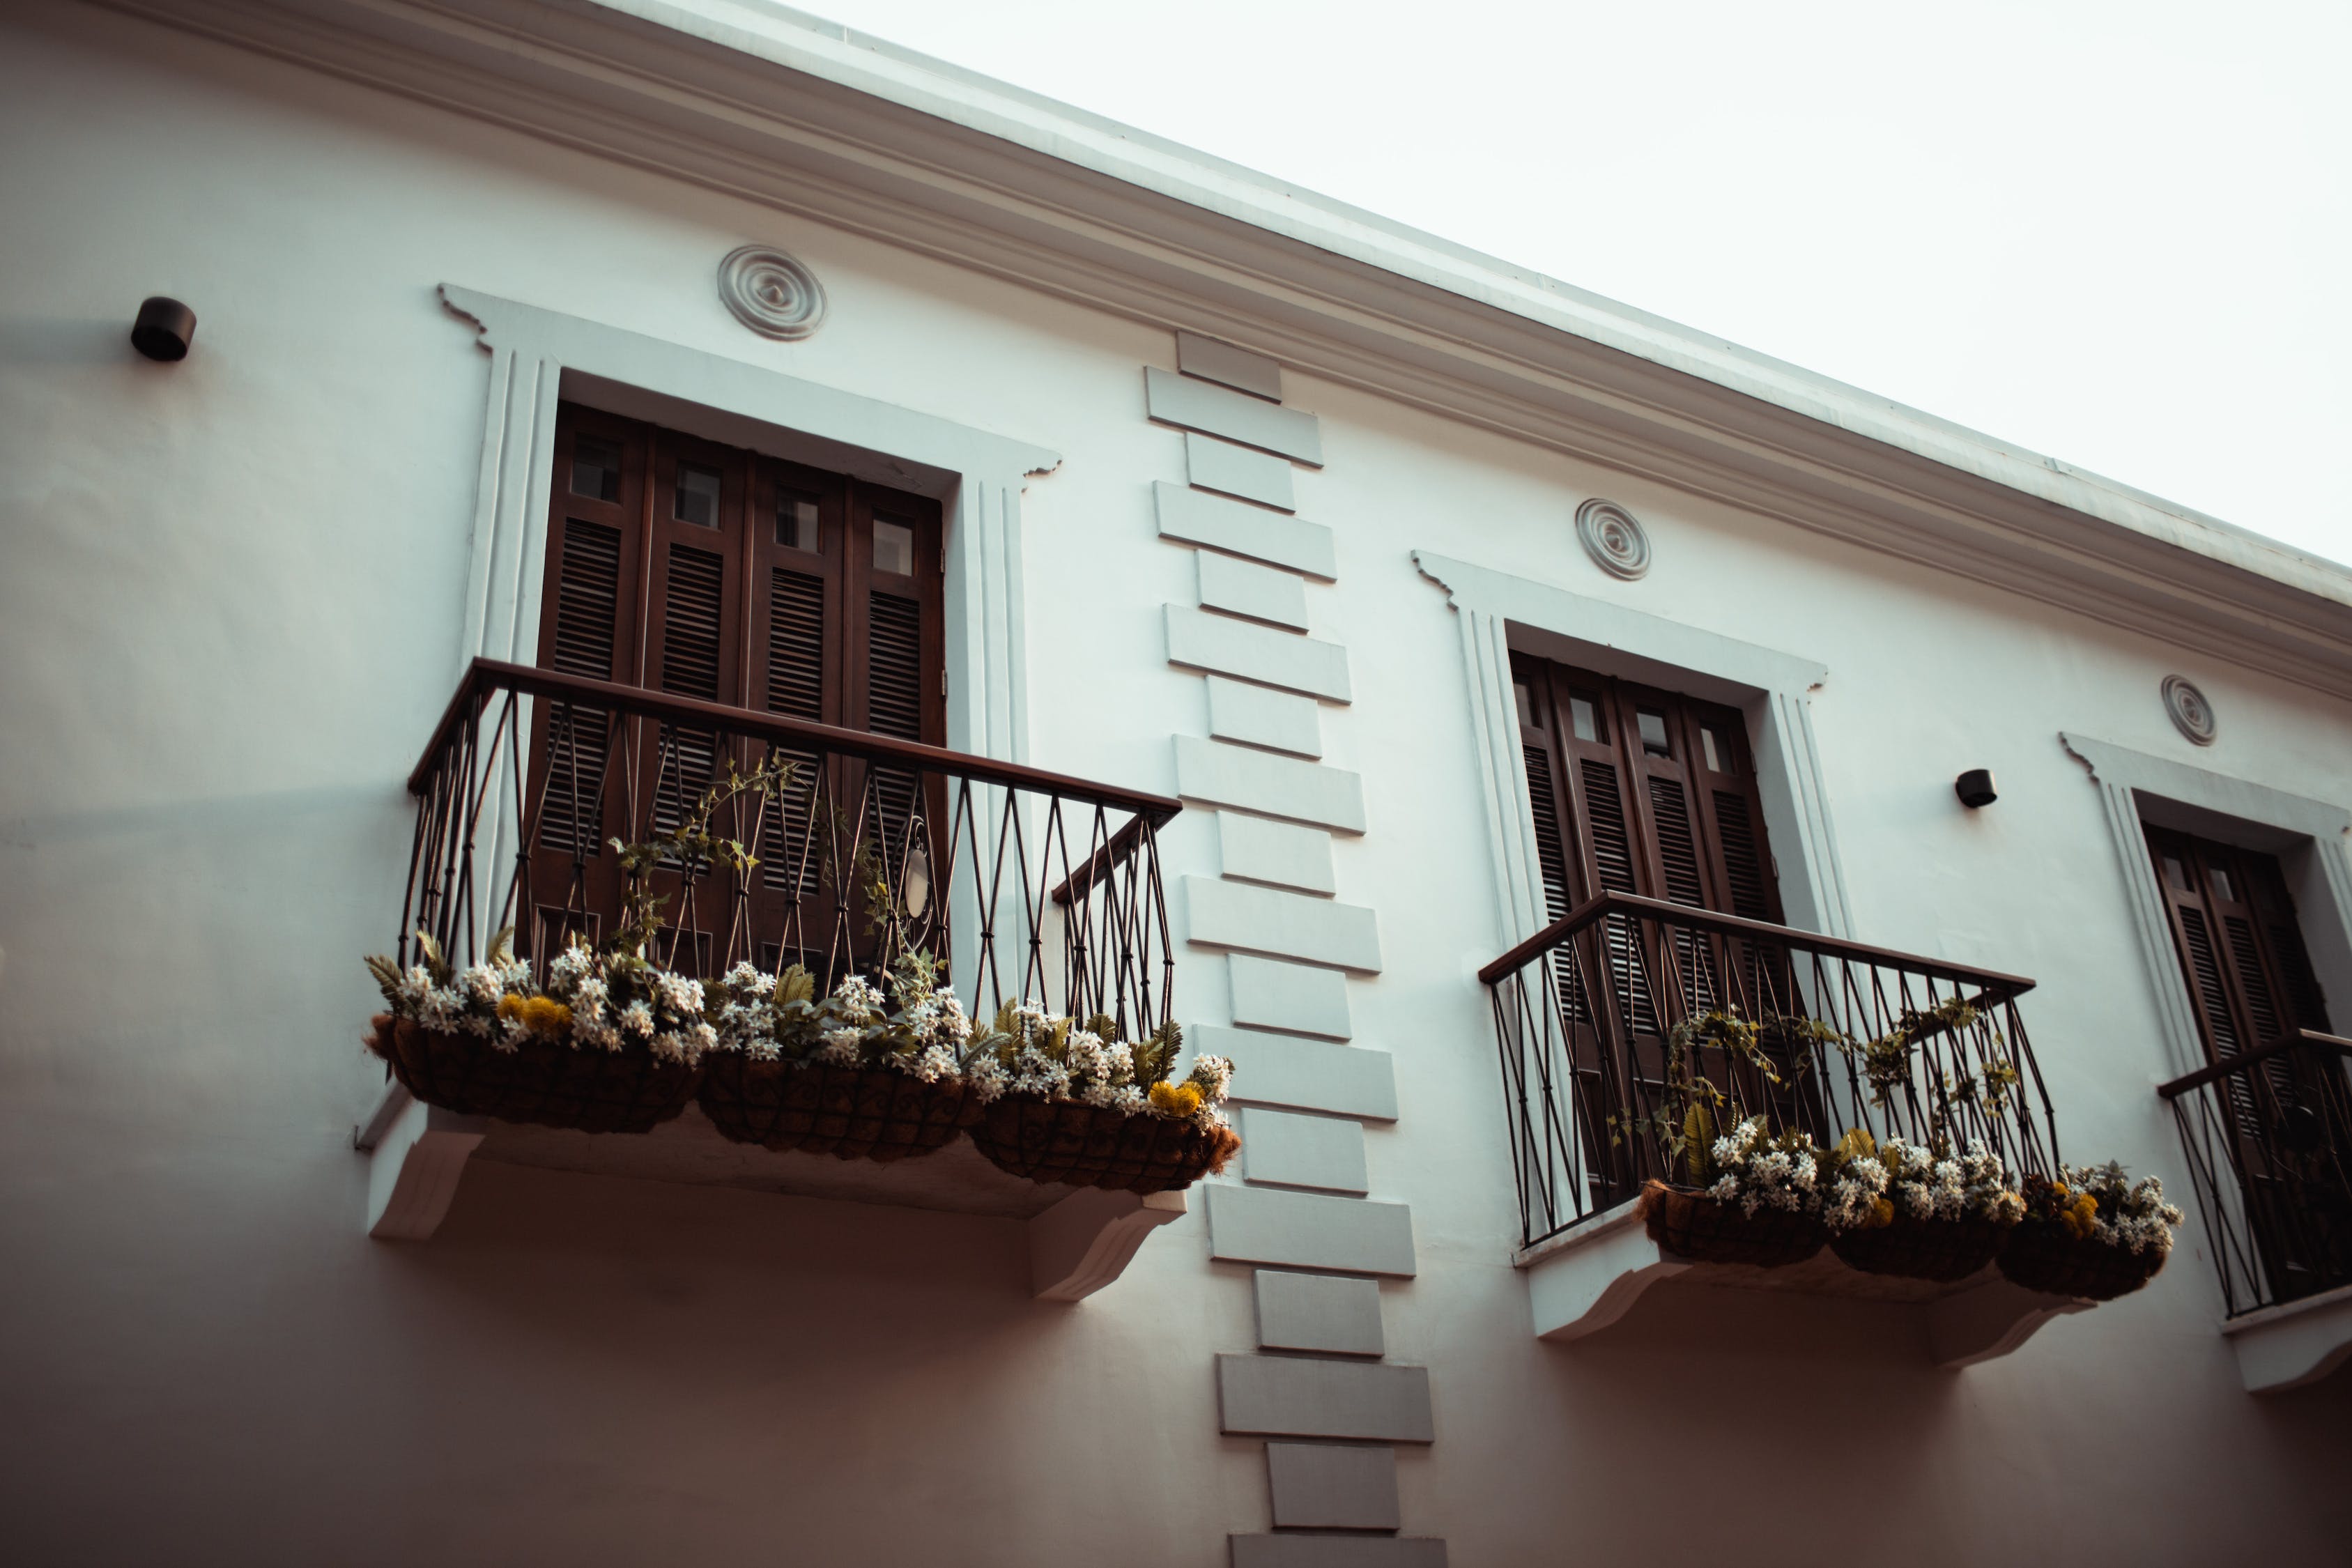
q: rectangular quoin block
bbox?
[1146,367,1323,464]
[1267,1443,1401,1530]
[1165,606,1349,701]
[1174,737,1365,833]
[1216,1354,1433,1441]
[1176,330,1284,401]
[1154,482,1337,579]
[1206,676,1323,758]
[1199,551,1310,630]
[1255,1269,1385,1355]
[1199,1025,1397,1121]
[1207,1184,1416,1276]
[1187,431,1296,511]
[1242,1109,1369,1194]
[1219,814,1337,896]
[1229,953,1351,1038]
[1184,876,1382,973]
[1230,1537,1448,1568]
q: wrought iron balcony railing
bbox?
[2160,1029,2352,1316]
[399,658,1178,1034]
[1481,893,2061,1250]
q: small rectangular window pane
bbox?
[1700,727,1723,774]
[571,436,621,502]
[873,517,916,576]
[1637,709,1672,757]
[674,463,723,528]
[1569,695,1600,744]
[1514,681,1541,732]
[2162,854,2190,893]
[2210,865,2236,904]
[778,491,821,553]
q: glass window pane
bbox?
[1569,695,1599,744]
[2162,853,2190,893]
[2210,865,2236,904]
[674,462,723,528]
[778,491,821,553]
[1700,726,1723,774]
[1637,709,1671,757]
[873,518,916,576]
[571,436,621,502]
[1514,681,1540,732]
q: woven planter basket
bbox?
[1997,1221,2168,1300]
[366,1013,698,1135]
[1639,1180,1828,1268]
[969,1095,1241,1194]
[698,1054,978,1162]
[1830,1216,2008,1283]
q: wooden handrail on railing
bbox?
[2158,1029,2352,1100]
[410,658,1183,827]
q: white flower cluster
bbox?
[1876,1138,2021,1227]
[2070,1164,2184,1256]
[1703,1117,1821,1217]
[708,960,974,1082]
[545,944,714,1064]
[1822,1151,1888,1231]
[392,956,531,1045]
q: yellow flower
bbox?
[1149,1082,1202,1118]
[2061,1192,2098,1239]
[497,993,526,1024]
[1868,1197,1896,1230]
[519,996,572,1036]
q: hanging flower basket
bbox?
[1997,1222,2168,1300]
[1639,1180,1828,1268]
[1831,1216,2008,1283]
[366,1013,699,1135]
[698,1056,978,1162]
[969,1096,1240,1194]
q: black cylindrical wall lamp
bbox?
[1955,769,1998,809]
[132,296,196,362]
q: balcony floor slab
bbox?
[1518,1198,2091,1367]
[2220,1279,2352,1394]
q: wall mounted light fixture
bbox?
[1955,769,1998,809]
[131,296,196,362]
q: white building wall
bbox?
[3,3,2350,1563]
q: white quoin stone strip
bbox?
[1176,330,1284,401]
[1206,676,1324,758]
[1218,814,1339,896]
[1186,431,1297,512]
[1266,1443,1402,1530]
[1145,367,1323,464]
[1241,1108,1370,1194]
[1199,551,1311,630]
[1155,483,1337,579]
[1202,1026,1399,1121]
[1215,1354,1433,1441]
[1229,953,1352,1038]
[1255,1270,1387,1355]
[1165,606,1351,700]
[1207,1184,1417,1275]
[1174,737,1367,833]
[1182,876,1383,973]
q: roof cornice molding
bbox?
[95,0,2352,696]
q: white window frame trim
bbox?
[1415,550,1853,953]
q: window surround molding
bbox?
[2059,732,2352,1082]
[439,284,1057,769]
[1415,551,1853,951]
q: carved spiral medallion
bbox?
[717,245,826,340]
[1576,498,1651,581]
[2162,675,2217,746]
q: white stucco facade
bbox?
[4,2,2350,1562]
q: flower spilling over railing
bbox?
[2160,1029,2352,1314]
[364,659,1232,1191]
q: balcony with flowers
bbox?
[354,659,1232,1300]
[1482,893,2180,1365]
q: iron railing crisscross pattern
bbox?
[2160,1029,2352,1316]
[1482,893,2061,1251]
[399,659,1178,1036]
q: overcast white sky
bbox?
[809,0,2351,567]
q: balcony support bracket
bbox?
[1029,1187,1188,1302]
[355,1082,486,1241]
[1924,1276,2091,1368]
[2221,1282,2352,1394]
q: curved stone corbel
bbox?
[1028,1187,1188,1301]
[356,1082,486,1241]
